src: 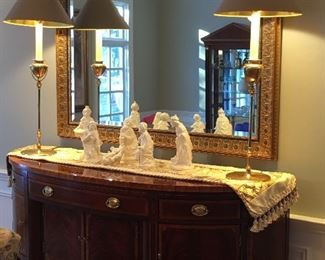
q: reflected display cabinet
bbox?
[202,23,255,136]
[8,156,289,260]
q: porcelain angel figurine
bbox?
[104,117,138,165]
[128,101,141,128]
[152,112,162,129]
[157,112,170,130]
[191,113,205,133]
[138,122,155,167]
[169,115,193,170]
[214,108,233,136]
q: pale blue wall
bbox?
[156,0,242,111]
[0,0,61,169]
[133,0,159,112]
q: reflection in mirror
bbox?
[70,0,130,126]
[216,49,257,138]
[201,23,259,138]
[57,0,281,159]
[69,0,255,136]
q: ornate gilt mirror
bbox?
[57,0,281,159]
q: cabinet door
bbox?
[43,205,83,260]
[86,213,146,260]
[248,216,289,260]
[159,224,240,260]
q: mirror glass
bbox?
[57,0,281,159]
[69,0,256,137]
[70,0,131,126]
[216,49,257,138]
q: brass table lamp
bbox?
[215,0,302,181]
[4,0,73,155]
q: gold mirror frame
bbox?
[56,0,281,160]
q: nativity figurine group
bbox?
[73,101,236,171]
[74,105,193,171]
[151,109,232,136]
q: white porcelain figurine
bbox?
[157,112,170,130]
[214,108,233,136]
[138,122,155,167]
[80,121,103,162]
[73,106,95,137]
[128,101,140,128]
[152,112,162,129]
[191,113,205,133]
[104,118,138,165]
[73,106,102,162]
[169,115,193,170]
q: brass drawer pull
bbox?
[191,204,209,217]
[106,197,120,209]
[42,186,54,198]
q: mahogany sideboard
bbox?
[7,156,289,260]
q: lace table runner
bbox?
[9,146,298,232]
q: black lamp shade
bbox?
[215,0,302,17]
[74,0,129,30]
[3,0,73,28]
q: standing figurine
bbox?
[73,106,95,137]
[214,108,233,136]
[169,115,193,170]
[104,118,138,165]
[138,122,155,167]
[73,106,102,162]
[191,113,205,133]
[152,112,162,129]
[80,121,103,162]
[157,112,170,130]
[128,101,140,128]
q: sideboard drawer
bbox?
[29,180,149,217]
[159,199,240,221]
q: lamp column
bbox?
[226,12,270,182]
[22,22,53,156]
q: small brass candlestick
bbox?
[91,61,107,87]
[226,60,270,182]
[21,60,56,156]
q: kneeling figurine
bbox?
[104,118,138,165]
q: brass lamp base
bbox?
[21,147,56,156]
[226,171,271,182]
